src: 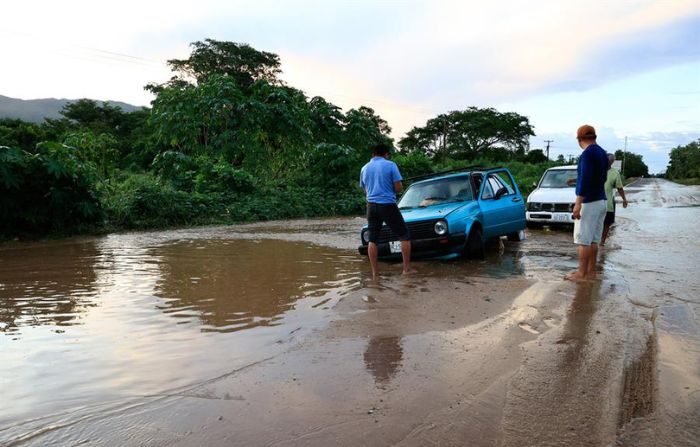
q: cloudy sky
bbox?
[2,0,699,172]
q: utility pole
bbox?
[544,140,553,160]
[623,136,627,177]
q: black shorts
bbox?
[604,211,615,225]
[367,203,410,244]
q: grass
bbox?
[671,178,700,185]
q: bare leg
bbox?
[368,242,379,280]
[586,243,599,279]
[401,240,417,275]
[565,245,588,281]
[601,224,611,246]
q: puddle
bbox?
[0,237,362,429]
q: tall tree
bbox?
[615,150,649,177]
[666,139,700,179]
[165,39,282,89]
[399,107,534,159]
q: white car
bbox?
[526,165,578,227]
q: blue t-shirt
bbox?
[575,143,608,203]
[360,157,403,204]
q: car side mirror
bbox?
[495,187,508,199]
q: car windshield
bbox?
[398,176,473,209]
[539,169,577,188]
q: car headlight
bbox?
[361,230,370,243]
[434,220,448,236]
[528,202,542,211]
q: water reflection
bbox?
[560,281,598,366]
[1,235,362,437]
[363,336,404,385]
[0,240,99,334]
[152,239,360,332]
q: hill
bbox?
[0,94,142,122]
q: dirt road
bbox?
[1,179,698,446]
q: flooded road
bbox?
[1,179,698,446]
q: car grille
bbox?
[377,219,438,243]
[529,202,573,212]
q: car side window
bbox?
[481,179,494,199]
[482,174,513,200]
[495,173,515,195]
[488,176,502,195]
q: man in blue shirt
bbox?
[566,124,609,282]
[360,143,416,279]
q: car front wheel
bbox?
[463,227,485,260]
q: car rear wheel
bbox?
[463,227,485,260]
[507,230,525,242]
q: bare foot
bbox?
[564,271,586,282]
[402,267,418,275]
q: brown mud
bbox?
[0,179,698,446]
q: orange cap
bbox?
[576,124,597,140]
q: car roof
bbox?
[411,167,508,185]
[413,172,470,184]
[546,165,577,170]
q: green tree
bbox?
[63,131,120,178]
[0,143,101,236]
[0,119,47,151]
[524,149,548,164]
[399,107,534,160]
[615,150,649,177]
[164,38,282,88]
[666,140,700,180]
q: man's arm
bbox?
[615,172,627,208]
[573,153,590,219]
[617,187,628,208]
[573,195,584,219]
[391,163,403,194]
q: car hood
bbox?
[399,201,473,222]
[527,188,576,203]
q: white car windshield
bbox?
[539,169,577,188]
[399,177,473,209]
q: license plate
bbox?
[553,213,570,222]
[389,241,402,253]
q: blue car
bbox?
[358,166,526,259]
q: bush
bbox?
[393,151,433,179]
[0,143,101,237]
[101,173,221,228]
[194,157,255,194]
[304,143,362,190]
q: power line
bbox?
[0,29,168,68]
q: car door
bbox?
[479,170,525,237]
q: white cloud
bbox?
[1,0,698,151]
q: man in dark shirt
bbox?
[566,125,609,282]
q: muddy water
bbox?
[1,180,699,446]
[0,236,361,440]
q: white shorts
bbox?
[573,199,607,245]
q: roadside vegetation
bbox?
[665,139,700,185]
[0,39,650,240]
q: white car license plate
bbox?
[553,213,570,222]
[389,241,402,253]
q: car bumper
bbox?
[526,211,574,224]
[358,233,466,258]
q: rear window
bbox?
[539,169,577,188]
